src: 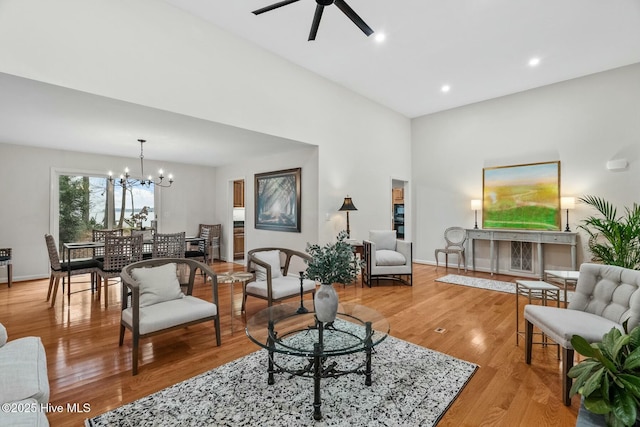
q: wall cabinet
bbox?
[392,187,404,204]
[233,181,244,207]
[233,227,244,259]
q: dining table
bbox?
[62,236,206,296]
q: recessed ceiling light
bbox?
[528,57,541,67]
[441,85,451,93]
[374,33,386,43]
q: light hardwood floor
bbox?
[0,262,578,426]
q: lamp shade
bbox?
[470,199,482,211]
[561,197,576,210]
[339,196,357,211]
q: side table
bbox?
[216,272,254,333]
[515,280,561,349]
[544,270,579,307]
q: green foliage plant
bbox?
[305,231,361,285]
[578,195,640,270]
[568,321,640,427]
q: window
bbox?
[57,173,155,253]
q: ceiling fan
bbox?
[252,0,374,41]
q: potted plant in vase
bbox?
[305,230,362,323]
[578,195,640,270]
[568,320,640,427]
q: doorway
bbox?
[391,179,408,240]
[232,179,245,262]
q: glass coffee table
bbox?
[245,301,390,420]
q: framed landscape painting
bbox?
[255,168,301,232]
[482,161,561,230]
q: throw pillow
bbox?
[0,322,6,347]
[131,263,184,308]
[369,230,397,251]
[254,250,282,281]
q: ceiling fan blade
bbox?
[308,4,325,41]
[333,0,374,36]
[252,0,301,15]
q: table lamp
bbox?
[470,199,482,229]
[339,196,357,238]
[561,197,575,232]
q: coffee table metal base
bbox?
[266,319,374,420]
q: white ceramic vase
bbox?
[314,283,338,323]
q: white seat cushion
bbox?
[0,337,49,404]
[524,305,623,348]
[369,230,397,251]
[375,250,406,266]
[253,250,282,281]
[246,275,315,300]
[131,263,184,308]
[122,296,217,335]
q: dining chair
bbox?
[44,234,100,307]
[152,232,185,259]
[198,224,221,261]
[92,229,124,260]
[96,234,144,308]
[434,226,467,272]
[131,230,154,259]
[0,248,12,288]
[185,227,209,265]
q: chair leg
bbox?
[214,317,221,346]
[434,250,439,269]
[525,319,533,364]
[563,347,575,406]
[104,278,109,308]
[132,334,139,375]
[119,325,126,346]
[50,277,60,307]
[7,264,11,288]
[46,275,55,301]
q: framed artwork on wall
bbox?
[254,167,301,232]
[482,161,561,230]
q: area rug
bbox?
[436,274,574,303]
[85,335,477,426]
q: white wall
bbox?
[215,146,319,261]
[0,143,216,280]
[0,0,412,249]
[411,63,640,274]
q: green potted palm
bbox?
[578,196,640,270]
[305,230,361,322]
[568,321,640,426]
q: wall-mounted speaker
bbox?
[606,159,629,171]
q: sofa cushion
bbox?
[121,296,218,335]
[246,275,315,300]
[0,337,49,405]
[254,250,282,281]
[0,398,50,426]
[369,230,397,251]
[0,323,6,347]
[375,250,406,266]
[131,263,184,308]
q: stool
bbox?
[515,280,561,347]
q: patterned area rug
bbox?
[85,334,477,427]
[435,274,574,303]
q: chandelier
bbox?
[108,139,174,188]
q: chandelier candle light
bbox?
[109,139,174,188]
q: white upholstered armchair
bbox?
[363,230,412,287]
[524,263,640,406]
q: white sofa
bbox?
[0,323,50,426]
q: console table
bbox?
[466,229,578,279]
